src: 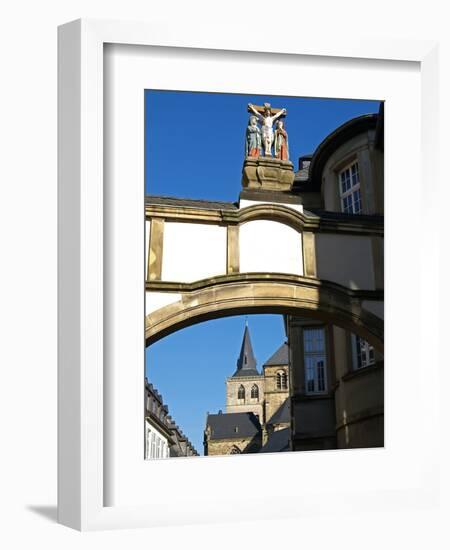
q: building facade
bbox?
[147,104,384,455]
[145,380,198,459]
[288,107,384,451]
[204,325,290,455]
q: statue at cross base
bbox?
[247,102,287,157]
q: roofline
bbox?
[295,113,378,193]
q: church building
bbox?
[204,324,290,456]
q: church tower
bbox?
[225,323,265,422]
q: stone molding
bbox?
[145,202,383,237]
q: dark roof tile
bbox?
[260,428,290,453]
[145,195,237,211]
[264,342,289,366]
[206,412,261,440]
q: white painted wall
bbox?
[161,222,227,282]
[145,291,181,316]
[239,220,303,275]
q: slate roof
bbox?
[206,412,261,440]
[231,325,261,378]
[145,195,237,211]
[264,342,289,366]
[260,428,290,453]
[307,208,384,224]
[267,400,290,426]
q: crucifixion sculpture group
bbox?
[245,102,290,161]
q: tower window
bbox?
[303,328,327,394]
[276,370,288,390]
[352,334,375,369]
[238,385,245,400]
[339,161,362,214]
[251,384,259,399]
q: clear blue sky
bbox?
[145,90,381,200]
[146,315,286,455]
[145,90,381,454]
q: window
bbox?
[303,328,327,394]
[145,428,151,459]
[251,384,259,399]
[237,384,245,400]
[276,370,288,390]
[339,161,362,214]
[352,334,375,370]
[150,432,156,458]
[230,446,241,454]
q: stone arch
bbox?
[237,203,309,232]
[145,273,383,352]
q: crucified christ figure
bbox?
[248,103,287,156]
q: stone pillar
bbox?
[147,218,164,281]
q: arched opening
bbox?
[145,308,384,458]
[276,371,288,390]
[145,274,383,352]
[251,384,259,400]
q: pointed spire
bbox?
[232,322,260,377]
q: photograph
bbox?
[144,91,384,459]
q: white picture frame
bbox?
[58,18,440,531]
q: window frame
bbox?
[351,333,376,370]
[303,327,328,395]
[339,159,362,214]
[276,370,288,390]
[251,384,259,400]
[237,384,245,401]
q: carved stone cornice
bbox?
[145,202,383,236]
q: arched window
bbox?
[276,370,288,390]
[251,384,259,399]
[230,446,241,454]
[238,384,245,400]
